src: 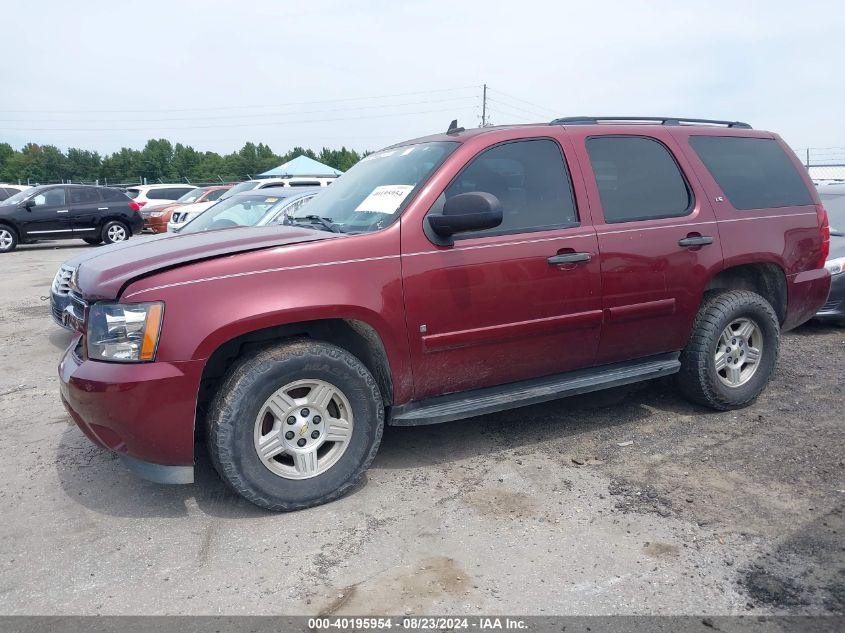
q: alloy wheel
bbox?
[714,317,763,387]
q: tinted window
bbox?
[126,188,140,199]
[101,188,129,202]
[0,189,10,201]
[206,188,227,201]
[586,136,691,223]
[32,188,66,207]
[69,188,101,204]
[259,182,287,189]
[289,181,320,187]
[689,136,813,210]
[432,139,577,237]
[147,187,194,200]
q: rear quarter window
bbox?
[689,136,813,210]
[101,188,130,202]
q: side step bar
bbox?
[389,353,680,426]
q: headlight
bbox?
[825,256,845,276]
[150,211,165,217]
[86,302,164,362]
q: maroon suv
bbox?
[58,117,831,510]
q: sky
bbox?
[1,0,844,159]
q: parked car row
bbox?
[54,117,833,511]
[141,185,232,233]
[0,184,143,252]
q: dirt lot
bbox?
[0,237,843,616]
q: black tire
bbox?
[83,237,102,245]
[0,225,18,253]
[677,290,780,410]
[101,220,129,245]
[207,339,385,511]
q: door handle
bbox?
[678,235,713,247]
[548,252,591,265]
[56,209,69,214]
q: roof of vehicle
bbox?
[237,186,322,198]
[816,182,845,195]
[126,183,197,190]
[395,117,768,147]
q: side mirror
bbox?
[426,192,503,245]
[23,199,36,210]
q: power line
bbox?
[486,88,559,116]
[0,95,477,124]
[0,85,481,114]
[0,105,477,132]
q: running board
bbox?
[389,353,680,426]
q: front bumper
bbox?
[58,337,204,482]
[142,214,170,233]
[50,290,72,330]
[815,272,845,322]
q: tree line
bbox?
[0,139,364,186]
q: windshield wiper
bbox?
[287,215,342,233]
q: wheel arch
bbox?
[704,262,788,325]
[195,318,395,441]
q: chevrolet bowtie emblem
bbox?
[299,423,309,437]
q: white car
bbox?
[166,200,216,231]
[0,184,30,202]
[219,176,336,200]
[124,184,198,208]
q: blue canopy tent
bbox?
[258,155,344,178]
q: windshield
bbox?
[293,141,458,233]
[177,187,206,203]
[220,181,261,200]
[0,189,34,206]
[179,194,285,233]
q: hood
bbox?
[141,202,180,215]
[177,200,214,214]
[75,226,343,300]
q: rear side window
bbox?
[68,188,101,204]
[147,187,194,200]
[0,188,10,201]
[689,136,813,210]
[434,138,578,237]
[126,188,140,199]
[586,136,692,223]
[206,188,227,201]
[101,188,129,202]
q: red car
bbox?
[141,185,232,233]
[58,117,831,510]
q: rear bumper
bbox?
[783,268,832,331]
[58,338,203,479]
[815,272,845,322]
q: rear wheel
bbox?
[0,226,18,253]
[678,290,780,410]
[207,339,384,511]
[102,221,129,245]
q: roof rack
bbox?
[550,116,752,129]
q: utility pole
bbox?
[481,83,487,128]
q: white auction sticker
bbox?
[354,184,414,214]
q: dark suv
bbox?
[0,184,143,253]
[58,117,831,510]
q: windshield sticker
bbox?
[354,185,414,214]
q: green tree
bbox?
[66,148,102,182]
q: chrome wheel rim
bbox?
[0,229,13,250]
[253,379,353,480]
[107,225,127,242]
[715,317,763,388]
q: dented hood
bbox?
[75,226,342,300]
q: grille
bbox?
[172,212,185,223]
[51,264,75,296]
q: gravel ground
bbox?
[0,237,843,616]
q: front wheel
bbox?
[207,340,384,511]
[101,221,129,245]
[678,290,780,410]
